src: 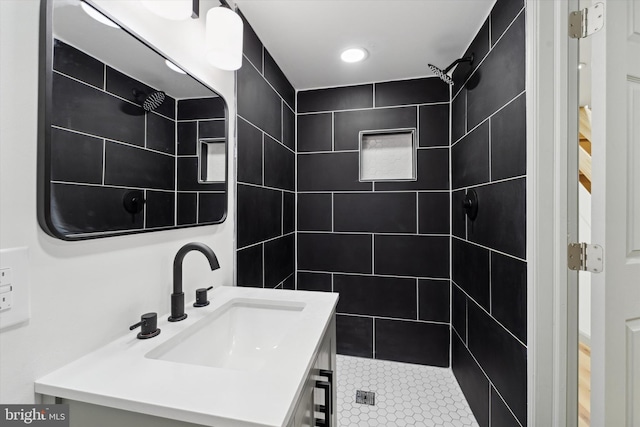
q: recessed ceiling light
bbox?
[341,48,368,63]
[165,60,186,74]
[80,2,120,29]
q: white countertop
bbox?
[35,287,339,427]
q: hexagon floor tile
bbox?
[336,355,479,427]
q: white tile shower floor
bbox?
[336,355,479,427]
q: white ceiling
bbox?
[234,0,496,90]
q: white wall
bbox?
[0,0,236,403]
[578,184,592,341]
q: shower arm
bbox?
[443,54,474,74]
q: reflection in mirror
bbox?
[39,0,228,240]
[199,138,226,183]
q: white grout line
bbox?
[237,231,296,251]
[297,101,448,116]
[296,269,450,282]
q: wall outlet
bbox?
[0,247,29,329]
[0,290,13,311]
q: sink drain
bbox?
[355,390,375,406]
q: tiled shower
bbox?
[236,0,526,425]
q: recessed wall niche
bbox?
[359,129,416,181]
[38,0,229,240]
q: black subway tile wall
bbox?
[297,76,451,365]
[451,2,527,426]
[51,39,226,237]
[236,13,295,290]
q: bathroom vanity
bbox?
[35,287,338,427]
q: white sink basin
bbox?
[145,299,305,371]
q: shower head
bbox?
[133,89,166,112]
[428,54,474,86]
[428,64,454,85]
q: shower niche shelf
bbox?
[359,129,416,182]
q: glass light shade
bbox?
[141,0,194,21]
[206,7,243,71]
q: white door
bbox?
[590,1,640,425]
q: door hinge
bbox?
[569,2,604,39]
[568,243,603,273]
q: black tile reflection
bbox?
[237,184,282,248]
[177,192,197,225]
[198,193,226,223]
[375,78,449,107]
[452,239,490,311]
[178,97,225,120]
[491,252,527,343]
[336,315,373,358]
[237,56,282,140]
[376,319,449,367]
[467,13,525,129]
[281,275,295,290]
[264,135,294,191]
[177,157,224,192]
[298,233,372,274]
[298,193,332,232]
[452,334,489,427]
[374,235,449,278]
[452,121,490,189]
[50,183,142,234]
[147,113,175,154]
[53,73,145,146]
[334,106,417,151]
[237,118,263,185]
[418,279,450,322]
[146,191,175,228]
[298,152,372,192]
[298,85,373,113]
[297,113,332,152]
[264,234,294,288]
[334,274,416,319]
[199,120,226,139]
[468,302,527,425]
[237,244,263,288]
[264,49,295,108]
[418,192,450,234]
[491,93,526,181]
[177,122,197,155]
[419,104,450,147]
[334,192,416,233]
[491,0,525,46]
[50,127,103,184]
[375,149,449,191]
[297,272,332,292]
[53,39,103,89]
[470,178,526,259]
[104,142,174,190]
[283,192,294,234]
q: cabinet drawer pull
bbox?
[318,369,334,414]
[314,380,331,427]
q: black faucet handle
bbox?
[194,286,214,307]
[129,312,161,339]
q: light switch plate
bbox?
[0,247,29,330]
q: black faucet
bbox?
[169,242,220,322]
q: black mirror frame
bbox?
[37,0,229,241]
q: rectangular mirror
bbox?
[38,0,228,240]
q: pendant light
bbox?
[206,4,243,71]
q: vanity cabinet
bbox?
[287,316,336,427]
